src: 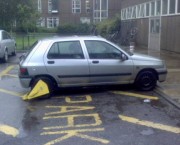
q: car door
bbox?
[44,40,90,87]
[2,31,13,54]
[6,32,15,54]
[84,40,134,84]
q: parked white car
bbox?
[0,30,16,63]
[19,36,167,97]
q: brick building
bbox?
[36,0,121,28]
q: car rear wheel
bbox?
[2,50,8,63]
[135,70,157,91]
[31,77,55,99]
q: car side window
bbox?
[47,41,84,59]
[85,40,122,59]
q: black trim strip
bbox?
[58,73,132,78]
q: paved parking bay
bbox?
[0,62,180,145]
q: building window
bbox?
[127,7,132,19]
[178,0,180,13]
[38,0,42,12]
[162,0,168,15]
[48,0,58,13]
[146,3,150,17]
[169,0,176,14]
[121,9,126,20]
[72,0,81,13]
[132,6,136,18]
[93,0,108,23]
[150,1,155,16]
[140,3,145,17]
[86,0,90,13]
[47,17,59,28]
[150,19,160,34]
[156,0,161,16]
[136,5,141,18]
[37,17,45,27]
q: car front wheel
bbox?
[135,70,157,91]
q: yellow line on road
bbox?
[0,124,19,137]
[0,65,15,77]
[119,115,180,134]
[4,74,18,78]
[0,88,22,97]
[112,91,159,100]
[41,128,109,144]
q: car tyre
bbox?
[135,70,157,91]
[12,46,16,56]
[2,50,8,63]
[31,77,54,99]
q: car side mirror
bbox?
[121,53,127,61]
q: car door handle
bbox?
[92,60,99,64]
[47,61,55,64]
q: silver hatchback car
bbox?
[0,30,16,62]
[19,36,167,95]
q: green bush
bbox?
[57,23,91,35]
[96,16,121,37]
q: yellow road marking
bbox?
[0,124,19,137]
[41,128,109,145]
[0,65,15,77]
[45,106,95,116]
[119,115,180,134]
[4,74,18,78]
[65,95,92,103]
[112,91,159,100]
[0,88,22,97]
[43,113,102,129]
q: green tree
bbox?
[0,0,39,32]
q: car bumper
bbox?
[19,77,32,88]
[157,70,167,82]
[0,49,4,58]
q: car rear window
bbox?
[21,41,40,60]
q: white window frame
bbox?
[37,17,45,27]
[47,17,59,28]
[132,6,136,19]
[155,0,161,16]
[140,3,146,18]
[121,0,180,21]
[48,0,52,13]
[93,0,108,23]
[169,0,176,14]
[86,0,90,13]
[145,2,150,17]
[177,0,180,13]
[150,1,155,16]
[38,0,42,12]
[72,0,81,13]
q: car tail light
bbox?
[20,67,29,76]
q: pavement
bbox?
[132,46,180,109]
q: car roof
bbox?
[40,35,106,42]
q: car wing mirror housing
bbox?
[121,53,127,61]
